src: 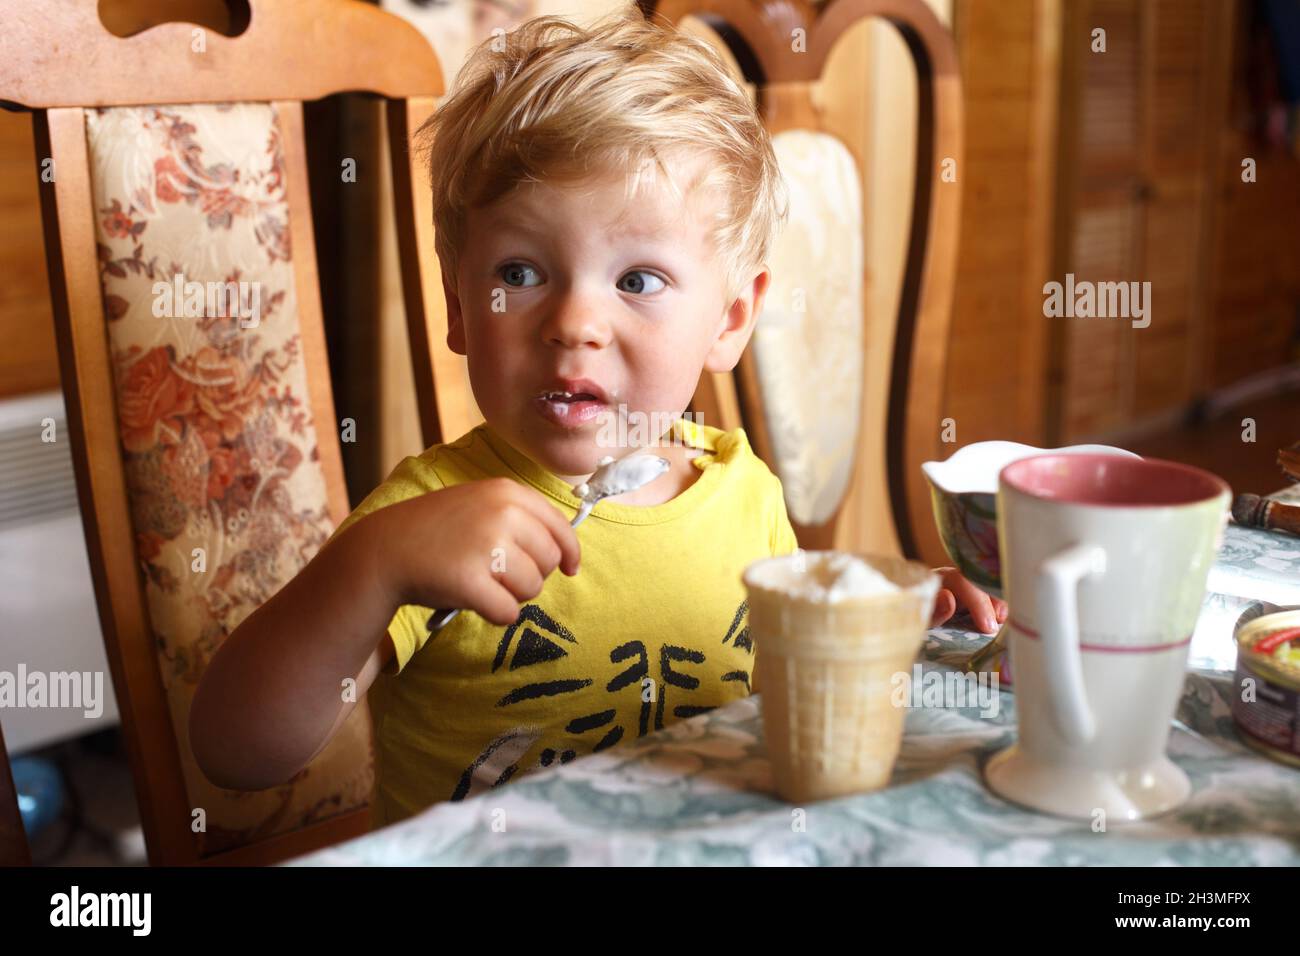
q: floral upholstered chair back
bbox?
[87,102,373,855]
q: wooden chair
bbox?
[642,0,962,565]
[1,0,446,865]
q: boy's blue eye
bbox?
[617,271,666,295]
[499,263,542,288]
[498,264,665,294]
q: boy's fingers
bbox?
[475,579,524,627]
[948,576,998,633]
[509,486,581,574]
[930,588,956,627]
[974,602,998,633]
[462,550,538,624]
[510,518,564,580]
[492,550,545,605]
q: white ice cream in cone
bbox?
[743,552,940,803]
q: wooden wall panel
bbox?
[1053,0,1229,443]
[1206,3,1300,392]
[1132,0,1213,420]
[1077,0,1141,175]
[944,0,1058,448]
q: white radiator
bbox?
[0,390,120,753]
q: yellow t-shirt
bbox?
[330,417,798,827]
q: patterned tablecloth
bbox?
[290,491,1300,867]
[1207,483,1300,610]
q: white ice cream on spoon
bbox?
[570,452,671,522]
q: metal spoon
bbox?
[425,451,671,633]
[966,622,1008,674]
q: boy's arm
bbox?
[189,509,401,791]
[299,631,395,765]
[190,474,582,791]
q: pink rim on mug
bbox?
[998,452,1231,656]
[999,453,1231,508]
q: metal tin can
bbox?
[1233,610,1300,769]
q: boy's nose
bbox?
[540,286,613,349]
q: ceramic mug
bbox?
[985,454,1231,821]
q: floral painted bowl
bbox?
[922,441,1140,599]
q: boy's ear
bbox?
[442,270,467,356]
[703,265,771,374]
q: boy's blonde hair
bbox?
[418,6,788,307]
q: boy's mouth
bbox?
[532,378,612,430]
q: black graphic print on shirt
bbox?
[446,599,753,802]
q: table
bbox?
[1207,483,1300,609]
[1195,482,1300,671]
[290,489,1300,867]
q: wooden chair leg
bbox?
[0,723,32,866]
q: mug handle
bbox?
[1035,543,1107,745]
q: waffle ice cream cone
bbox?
[744,552,939,803]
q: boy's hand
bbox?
[377,478,581,627]
[929,567,1007,634]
